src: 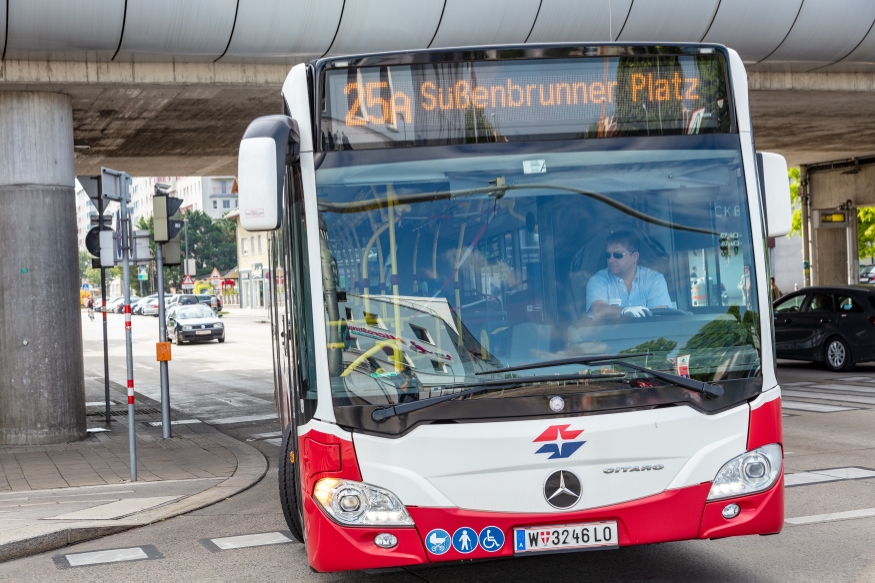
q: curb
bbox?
[0,427,268,563]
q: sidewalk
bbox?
[0,377,268,563]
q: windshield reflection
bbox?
[316,138,761,410]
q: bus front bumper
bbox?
[304,475,783,572]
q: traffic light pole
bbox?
[97,181,111,425]
[156,242,171,438]
[119,174,137,482]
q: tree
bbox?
[858,207,875,261]
[788,167,801,236]
[183,210,237,276]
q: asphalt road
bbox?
[3,312,875,580]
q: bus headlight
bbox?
[707,443,782,500]
[313,478,414,526]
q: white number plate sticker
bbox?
[195,330,212,335]
[513,521,618,554]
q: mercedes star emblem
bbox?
[543,470,582,509]
[549,396,565,412]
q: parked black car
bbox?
[774,285,875,371]
[166,304,225,345]
[177,294,200,306]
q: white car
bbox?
[133,294,157,315]
[142,298,161,316]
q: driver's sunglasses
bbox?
[605,251,633,259]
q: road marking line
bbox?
[145,419,201,426]
[784,473,838,486]
[785,466,875,487]
[782,401,858,413]
[786,507,875,525]
[85,401,117,407]
[45,496,182,520]
[199,531,295,552]
[212,532,293,549]
[781,382,814,386]
[814,467,875,480]
[783,390,875,405]
[808,383,875,395]
[247,431,282,441]
[54,545,163,568]
[66,547,148,566]
[830,376,875,383]
[264,438,282,446]
[205,413,276,425]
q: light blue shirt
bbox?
[586,265,672,313]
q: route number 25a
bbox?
[344,82,412,127]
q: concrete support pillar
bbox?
[0,92,85,444]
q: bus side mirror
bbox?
[238,115,300,231]
[757,152,792,237]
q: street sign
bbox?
[181,274,195,290]
[138,266,148,281]
[210,267,221,286]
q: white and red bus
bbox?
[237,44,792,572]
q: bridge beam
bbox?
[0,91,85,445]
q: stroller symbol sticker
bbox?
[425,529,451,555]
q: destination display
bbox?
[320,54,732,150]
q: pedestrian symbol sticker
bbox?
[425,529,451,555]
[452,527,478,554]
[479,526,504,552]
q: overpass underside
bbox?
[0,60,291,176]
[0,64,874,174]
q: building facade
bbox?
[175,176,236,219]
[224,208,269,309]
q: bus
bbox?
[237,44,792,572]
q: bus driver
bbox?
[586,230,672,320]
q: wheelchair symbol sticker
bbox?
[479,526,504,552]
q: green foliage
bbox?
[858,207,875,261]
[788,167,801,237]
[136,211,236,291]
[183,210,237,277]
[78,250,91,281]
[619,337,678,354]
[194,280,213,294]
[680,306,760,380]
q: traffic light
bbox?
[163,240,182,266]
[153,183,184,242]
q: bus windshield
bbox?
[314,134,761,431]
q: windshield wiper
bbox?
[475,352,651,375]
[588,359,723,399]
[477,352,724,399]
[371,372,623,422]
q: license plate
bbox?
[195,330,212,335]
[513,521,618,554]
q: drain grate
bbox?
[86,408,161,417]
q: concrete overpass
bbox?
[5,0,875,444]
